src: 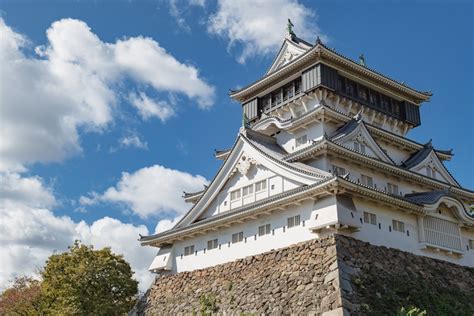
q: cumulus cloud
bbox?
[0,18,215,172]
[207,0,324,63]
[128,92,175,122]
[0,173,156,292]
[81,164,208,219]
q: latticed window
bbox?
[255,180,267,192]
[230,189,241,201]
[207,239,218,250]
[184,245,194,256]
[295,135,307,148]
[361,174,373,187]
[332,165,346,176]
[232,232,244,244]
[392,220,405,232]
[387,183,399,195]
[287,215,301,228]
[423,216,462,251]
[242,184,253,197]
[363,211,377,225]
[258,224,271,236]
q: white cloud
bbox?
[0,173,156,292]
[0,18,215,172]
[207,0,324,63]
[120,135,149,150]
[82,164,208,219]
[128,92,175,122]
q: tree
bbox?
[0,276,42,315]
[40,241,138,315]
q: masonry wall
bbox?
[136,235,474,315]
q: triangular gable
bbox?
[175,132,327,228]
[266,37,311,75]
[331,120,394,164]
[408,150,459,187]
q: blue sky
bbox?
[1,0,472,290]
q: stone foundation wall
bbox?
[136,235,474,315]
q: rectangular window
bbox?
[242,184,254,197]
[295,78,302,94]
[361,175,373,187]
[358,86,368,101]
[230,189,241,201]
[354,142,366,154]
[392,220,405,233]
[232,232,244,244]
[184,245,194,256]
[363,211,377,225]
[469,240,474,250]
[332,165,346,176]
[207,239,218,250]
[387,183,399,195]
[295,135,307,148]
[287,215,301,228]
[255,180,267,192]
[258,224,271,236]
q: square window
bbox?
[207,239,218,250]
[258,224,271,236]
[255,180,267,192]
[232,232,244,244]
[392,220,405,233]
[361,175,373,187]
[363,212,377,225]
[287,215,301,228]
[332,165,346,176]
[242,184,254,197]
[184,245,194,256]
[387,183,399,195]
[230,189,241,201]
[296,135,308,148]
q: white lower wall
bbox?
[159,195,474,275]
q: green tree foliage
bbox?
[397,306,427,316]
[0,276,42,315]
[40,241,138,315]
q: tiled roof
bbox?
[401,140,433,169]
[404,189,452,205]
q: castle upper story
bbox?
[231,30,432,137]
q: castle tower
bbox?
[140,27,474,275]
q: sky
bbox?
[0,0,473,292]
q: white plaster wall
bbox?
[344,198,474,267]
[172,197,337,273]
[276,124,324,153]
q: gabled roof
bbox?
[329,114,395,164]
[172,128,331,229]
[266,34,312,75]
[252,100,453,161]
[401,141,460,187]
[230,37,431,103]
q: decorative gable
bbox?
[175,132,329,228]
[266,37,311,75]
[331,119,394,164]
[408,150,459,186]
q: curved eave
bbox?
[283,139,474,201]
[139,177,434,247]
[253,99,452,161]
[230,44,431,103]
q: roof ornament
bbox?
[287,18,295,35]
[424,139,433,148]
[359,54,366,67]
[353,110,363,122]
[315,36,322,45]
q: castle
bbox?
[139,25,474,275]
